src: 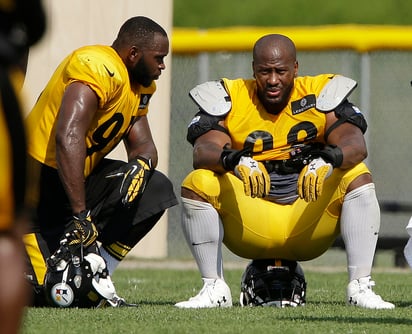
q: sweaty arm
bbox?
[192,126,232,174]
[55,82,98,214]
[324,111,367,169]
[124,115,158,167]
[298,110,368,202]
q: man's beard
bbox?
[130,58,152,87]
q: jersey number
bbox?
[86,113,125,156]
[244,121,318,152]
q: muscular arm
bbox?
[55,82,98,214]
[192,127,232,174]
[124,115,158,167]
[325,111,368,169]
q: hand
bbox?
[297,157,333,202]
[234,156,270,198]
[64,210,98,248]
[107,156,153,207]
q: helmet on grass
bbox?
[44,236,116,308]
[240,259,306,307]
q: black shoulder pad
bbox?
[186,111,228,145]
[324,100,367,140]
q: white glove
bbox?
[234,156,270,198]
[298,157,333,202]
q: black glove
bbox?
[64,210,98,249]
[106,156,153,207]
[312,144,343,168]
[220,146,252,171]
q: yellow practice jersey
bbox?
[26,45,156,177]
[222,74,334,161]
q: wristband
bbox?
[220,146,252,171]
[318,145,343,168]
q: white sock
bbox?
[181,197,224,279]
[341,183,380,282]
[99,246,120,275]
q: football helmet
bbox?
[240,259,306,307]
[44,235,116,308]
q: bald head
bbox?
[253,34,296,64]
[252,34,298,114]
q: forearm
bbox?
[193,142,226,173]
[325,115,368,170]
[127,141,158,168]
[125,116,158,167]
[56,141,87,214]
[331,138,367,170]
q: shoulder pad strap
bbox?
[316,76,357,112]
[189,80,231,116]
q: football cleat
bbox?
[98,293,138,308]
[174,278,232,308]
[347,276,395,309]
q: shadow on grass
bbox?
[276,314,412,325]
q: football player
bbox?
[175,34,394,309]
[23,16,178,307]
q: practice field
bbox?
[22,256,412,334]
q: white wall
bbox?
[24,0,174,258]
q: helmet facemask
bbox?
[44,236,116,308]
[240,259,306,307]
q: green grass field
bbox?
[174,0,412,27]
[22,263,412,334]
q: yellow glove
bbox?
[234,156,270,198]
[106,157,153,207]
[121,157,152,205]
[298,157,333,202]
[64,210,98,248]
